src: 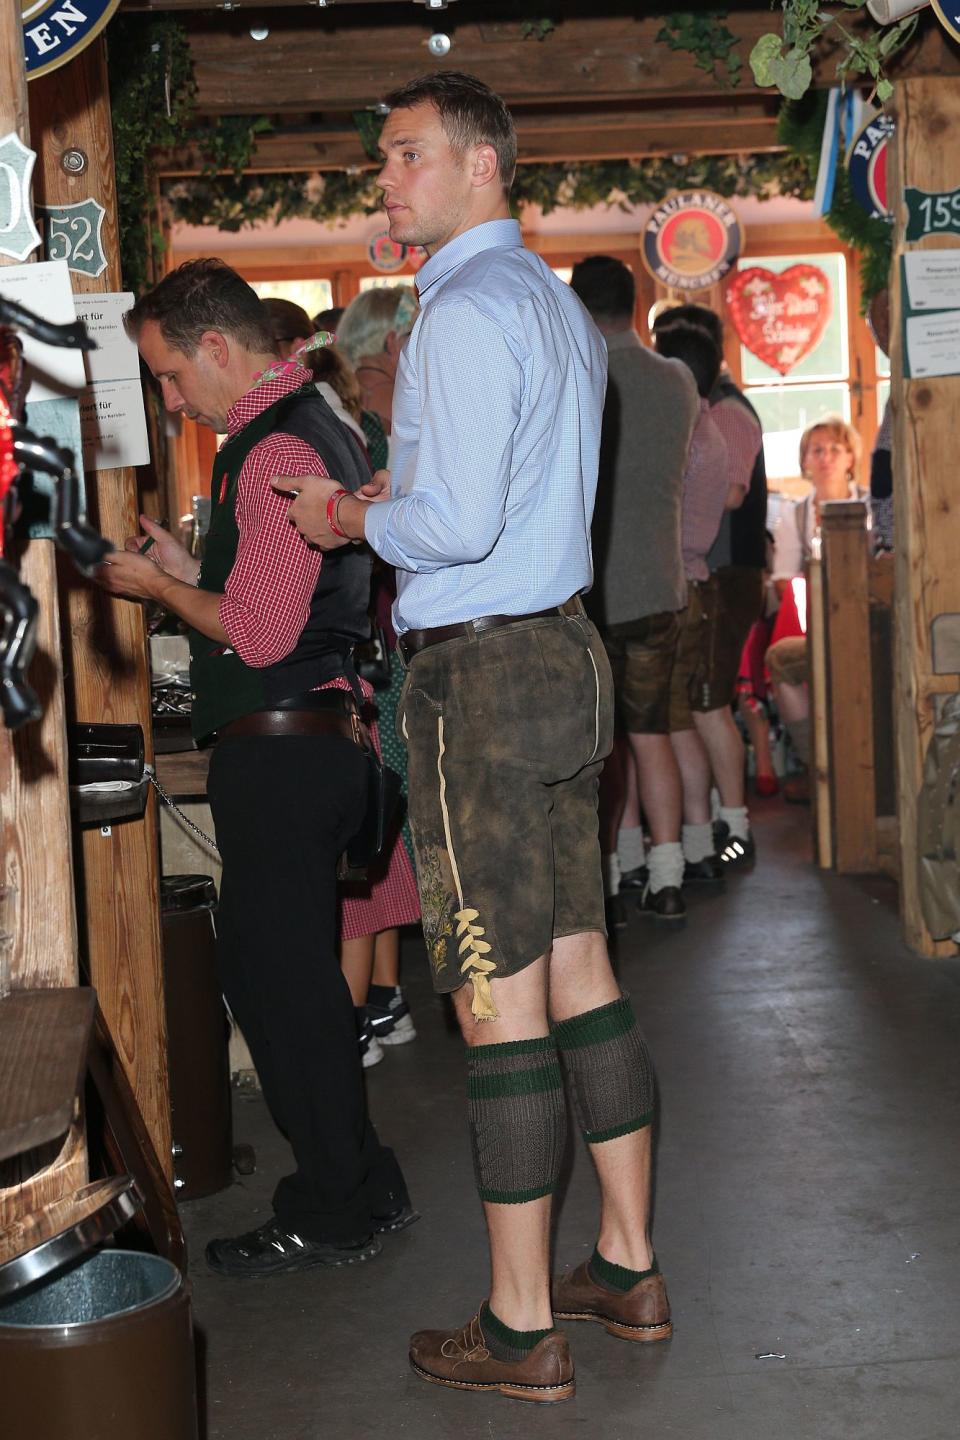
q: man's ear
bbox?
[383,328,402,360]
[470,143,499,190]
[198,329,231,369]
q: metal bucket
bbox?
[0,1249,198,1438]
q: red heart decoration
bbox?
[725,265,832,376]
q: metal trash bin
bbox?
[0,1178,199,1439]
[161,874,233,1199]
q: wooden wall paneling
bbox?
[0,0,87,1227]
[890,76,960,957]
[29,38,174,1174]
[179,9,959,116]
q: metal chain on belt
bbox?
[146,766,220,856]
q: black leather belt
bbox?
[219,689,368,744]
[397,595,584,665]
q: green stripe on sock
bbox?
[589,1247,659,1293]
[466,1035,556,1059]
[552,996,635,1051]
[467,1061,564,1101]
[481,1302,551,1359]
[478,1181,555,1204]
[583,1111,654,1144]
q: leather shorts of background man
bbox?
[694,565,765,713]
[397,607,614,1019]
[604,609,682,734]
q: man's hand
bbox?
[124,514,201,585]
[95,548,167,602]
[359,468,391,501]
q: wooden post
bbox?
[807,556,833,870]
[890,77,960,957]
[29,39,173,1176]
[0,0,86,1223]
[820,501,878,873]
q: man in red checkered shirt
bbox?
[97,259,414,1278]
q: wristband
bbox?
[326,487,350,539]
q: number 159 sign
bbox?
[905,186,960,244]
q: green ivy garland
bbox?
[656,11,742,88]
[108,15,196,294]
[166,152,814,234]
[777,91,892,304]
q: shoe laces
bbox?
[440,1313,490,1363]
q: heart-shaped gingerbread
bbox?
[725,264,832,376]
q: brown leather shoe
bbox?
[409,1310,575,1403]
[552,1262,673,1343]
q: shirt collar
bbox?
[225,362,312,438]
[415,219,523,304]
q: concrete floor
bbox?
[180,801,960,1439]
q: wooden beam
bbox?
[178,9,959,116]
[890,75,960,958]
[30,39,174,1174]
[157,111,782,175]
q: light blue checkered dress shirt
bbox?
[362,219,607,634]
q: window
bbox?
[738,252,850,481]
[359,275,417,292]
[251,278,334,321]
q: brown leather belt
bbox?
[219,708,368,745]
[397,594,584,664]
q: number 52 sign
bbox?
[38,197,107,278]
[905,187,960,244]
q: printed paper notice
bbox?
[0,260,85,401]
[905,310,960,379]
[903,250,960,312]
[74,293,149,470]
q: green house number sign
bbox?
[905,187,960,243]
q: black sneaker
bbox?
[683,854,726,884]
[713,822,756,869]
[373,1201,421,1235]
[357,1012,384,1069]
[206,1219,381,1278]
[366,986,416,1047]
[638,884,686,921]
[619,865,649,892]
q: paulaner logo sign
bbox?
[22,0,121,81]
[641,190,743,292]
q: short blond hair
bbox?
[799,415,862,475]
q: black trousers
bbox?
[207,731,409,1243]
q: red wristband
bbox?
[326,487,350,539]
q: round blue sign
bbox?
[22,0,121,81]
[847,112,894,222]
[932,1,960,46]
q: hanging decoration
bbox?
[640,190,743,291]
[37,198,108,278]
[23,0,122,81]
[847,110,895,221]
[726,264,832,375]
[0,133,41,262]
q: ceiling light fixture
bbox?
[427,32,452,56]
